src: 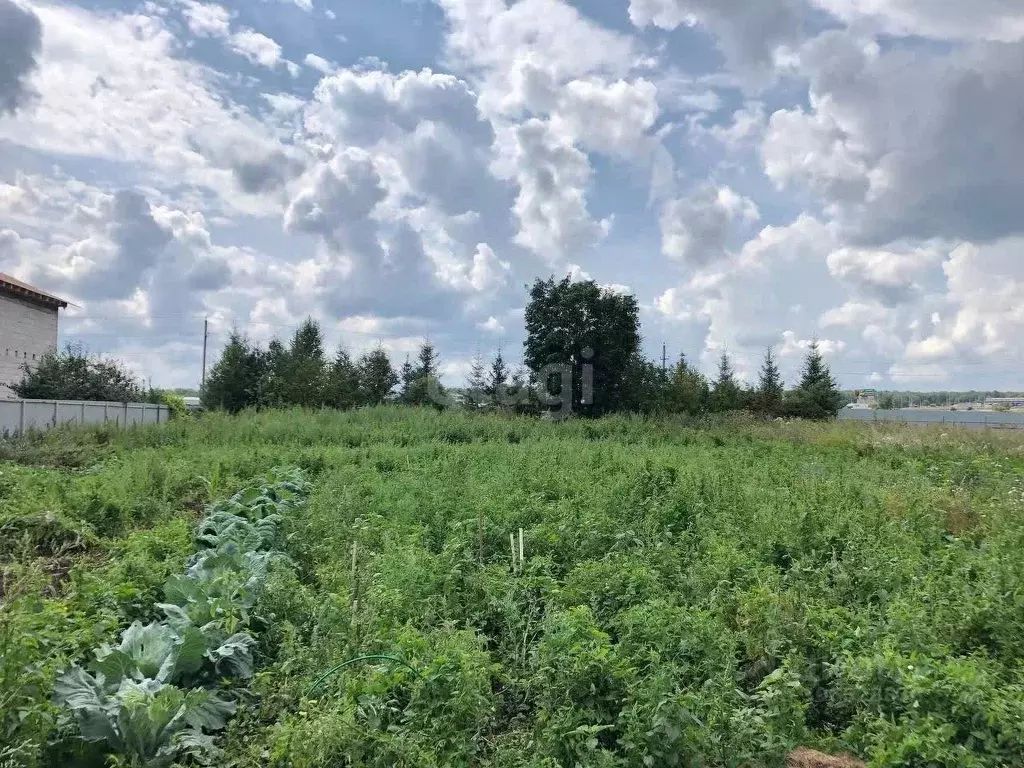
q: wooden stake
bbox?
[518,528,524,567]
[478,509,484,565]
[509,533,517,572]
[350,541,359,607]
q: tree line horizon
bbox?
[13,277,1017,413]
[200,276,846,420]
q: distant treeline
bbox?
[9,279,852,421]
[202,277,846,421]
[849,391,1024,409]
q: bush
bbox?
[11,344,145,402]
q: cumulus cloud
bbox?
[820,300,891,328]
[439,0,668,261]
[0,3,296,215]
[284,67,518,321]
[909,238,1024,363]
[305,67,495,215]
[5,0,1024,391]
[628,0,806,73]
[230,29,283,69]
[496,119,608,262]
[763,31,1024,245]
[477,315,504,334]
[826,246,942,306]
[284,148,385,246]
[0,0,42,114]
[810,0,1024,42]
[179,0,231,37]
[654,214,843,376]
[304,53,333,74]
[779,330,846,359]
[660,184,759,266]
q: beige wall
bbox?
[0,292,60,398]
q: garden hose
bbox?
[305,655,421,699]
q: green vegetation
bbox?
[3,409,1023,767]
[199,279,845,420]
[10,344,148,403]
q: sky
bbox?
[1,0,1023,391]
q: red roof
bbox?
[0,273,69,309]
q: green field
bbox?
[2,410,1024,767]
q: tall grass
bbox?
[2,409,1023,766]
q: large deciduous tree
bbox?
[523,277,641,416]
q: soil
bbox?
[788,748,866,768]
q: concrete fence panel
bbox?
[839,408,1024,429]
[0,398,169,437]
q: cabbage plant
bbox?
[53,667,235,767]
[52,467,311,765]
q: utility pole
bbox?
[201,317,209,388]
[662,343,667,373]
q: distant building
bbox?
[856,388,877,407]
[986,397,1024,408]
[0,273,68,399]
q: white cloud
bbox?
[304,53,334,74]
[660,184,759,266]
[4,0,1024,391]
[628,0,806,73]
[179,0,231,37]
[826,245,942,305]
[230,29,283,69]
[478,315,505,334]
[820,301,891,328]
[495,118,609,263]
[922,239,1024,361]
[0,3,294,215]
[810,0,1024,42]
[438,0,668,261]
[779,330,846,358]
[763,31,1024,245]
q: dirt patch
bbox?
[41,556,76,597]
[788,748,866,768]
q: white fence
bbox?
[0,398,170,437]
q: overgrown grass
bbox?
[2,409,1023,767]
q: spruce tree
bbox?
[283,318,327,407]
[202,331,265,413]
[398,356,416,404]
[756,347,784,417]
[404,341,445,406]
[787,339,843,420]
[357,346,398,405]
[260,339,288,408]
[486,348,509,404]
[466,352,487,407]
[325,348,360,410]
[506,363,532,413]
[710,351,741,412]
[666,354,708,415]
